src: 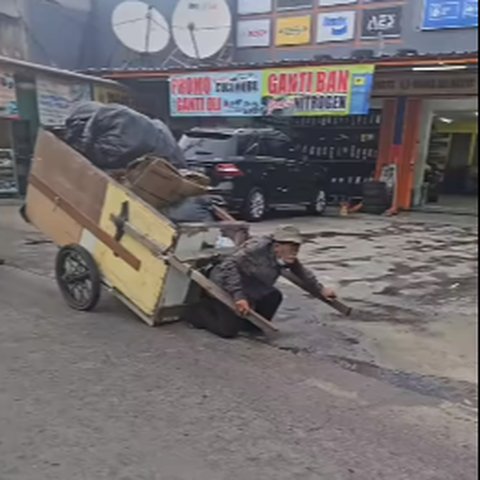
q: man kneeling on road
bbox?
[187,225,337,338]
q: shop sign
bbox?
[319,0,357,6]
[237,19,271,47]
[317,11,356,43]
[170,70,263,117]
[361,6,402,39]
[422,0,478,30]
[36,75,91,126]
[93,85,131,105]
[237,0,272,15]
[0,68,18,118]
[275,16,311,46]
[373,72,478,97]
[277,0,313,10]
[262,64,375,116]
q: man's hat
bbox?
[272,225,303,245]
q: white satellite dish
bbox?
[172,0,232,59]
[112,1,170,54]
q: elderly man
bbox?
[187,225,336,338]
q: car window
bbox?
[179,131,236,159]
[237,134,258,156]
[260,133,293,157]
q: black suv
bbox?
[179,127,328,221]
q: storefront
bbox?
[0,66,20,196]
[372,61,478,209]
[90,52,478,210]
[0,56,130,196]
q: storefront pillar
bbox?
[375,99,397,179]
[376,97,422,211]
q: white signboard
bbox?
[237,19,271,47]
[36,75,91,126]
[317,11,356,43]
[238,0,272,15]
[319,0,357,5]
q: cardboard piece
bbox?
[123,156,207,210]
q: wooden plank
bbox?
[167,255,279,335]
[281,270,353,317]
[29,174,141,271]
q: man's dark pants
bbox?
[186,288,283,338]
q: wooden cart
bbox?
[24,130,278,335]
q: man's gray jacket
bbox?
[209,235,323,302]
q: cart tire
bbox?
[55,245,101,311]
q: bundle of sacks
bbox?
[64,101,187,170]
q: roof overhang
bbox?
[82,52,478,81]
[0,55,123,87]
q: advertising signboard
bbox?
[277,0,313,10]
[275,16,312,46]
[170,70,263,117]
[317,11,356,43]
[262,64,375,116]
[237,19,271,47]
[0,68,18,118]
[319,0,357,5]
[93,85,132,106]
[36,75,91,126]
[422,0,478,30]
[237,0,272,14]
[361,6,402,39]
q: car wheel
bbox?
[55,245,101,311]
[308,188,327,216]
[243,188,267,222]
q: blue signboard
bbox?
[170,70,263,117]
[422,0,478,30]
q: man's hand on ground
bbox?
[321,287,337,301]
[234,299,251,316]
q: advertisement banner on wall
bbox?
[93,85,131,106]
[0,68,18,118]
[237,19,271,47]
[238,0,272,15]
[36,76,91,126]
[275,16,312,45]
[170,70,263,117]
[361,6,402,39]
[317,11,356,43]
[262,64,375,116]
[422,0,478,30]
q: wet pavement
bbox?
[0,205,478,479]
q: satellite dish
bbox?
[172,0,232,59]
[112,1,170,54]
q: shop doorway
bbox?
[424,109,477,209]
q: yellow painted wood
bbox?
[93,182,176,316]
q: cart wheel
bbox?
[55,245,101,311]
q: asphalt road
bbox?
[0,208,477,479]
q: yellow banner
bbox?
[275,16,311,46]
[262,64,375,116]
[93,85,132,106]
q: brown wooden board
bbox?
[31,130,109,224]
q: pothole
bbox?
[330,356,478,407]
